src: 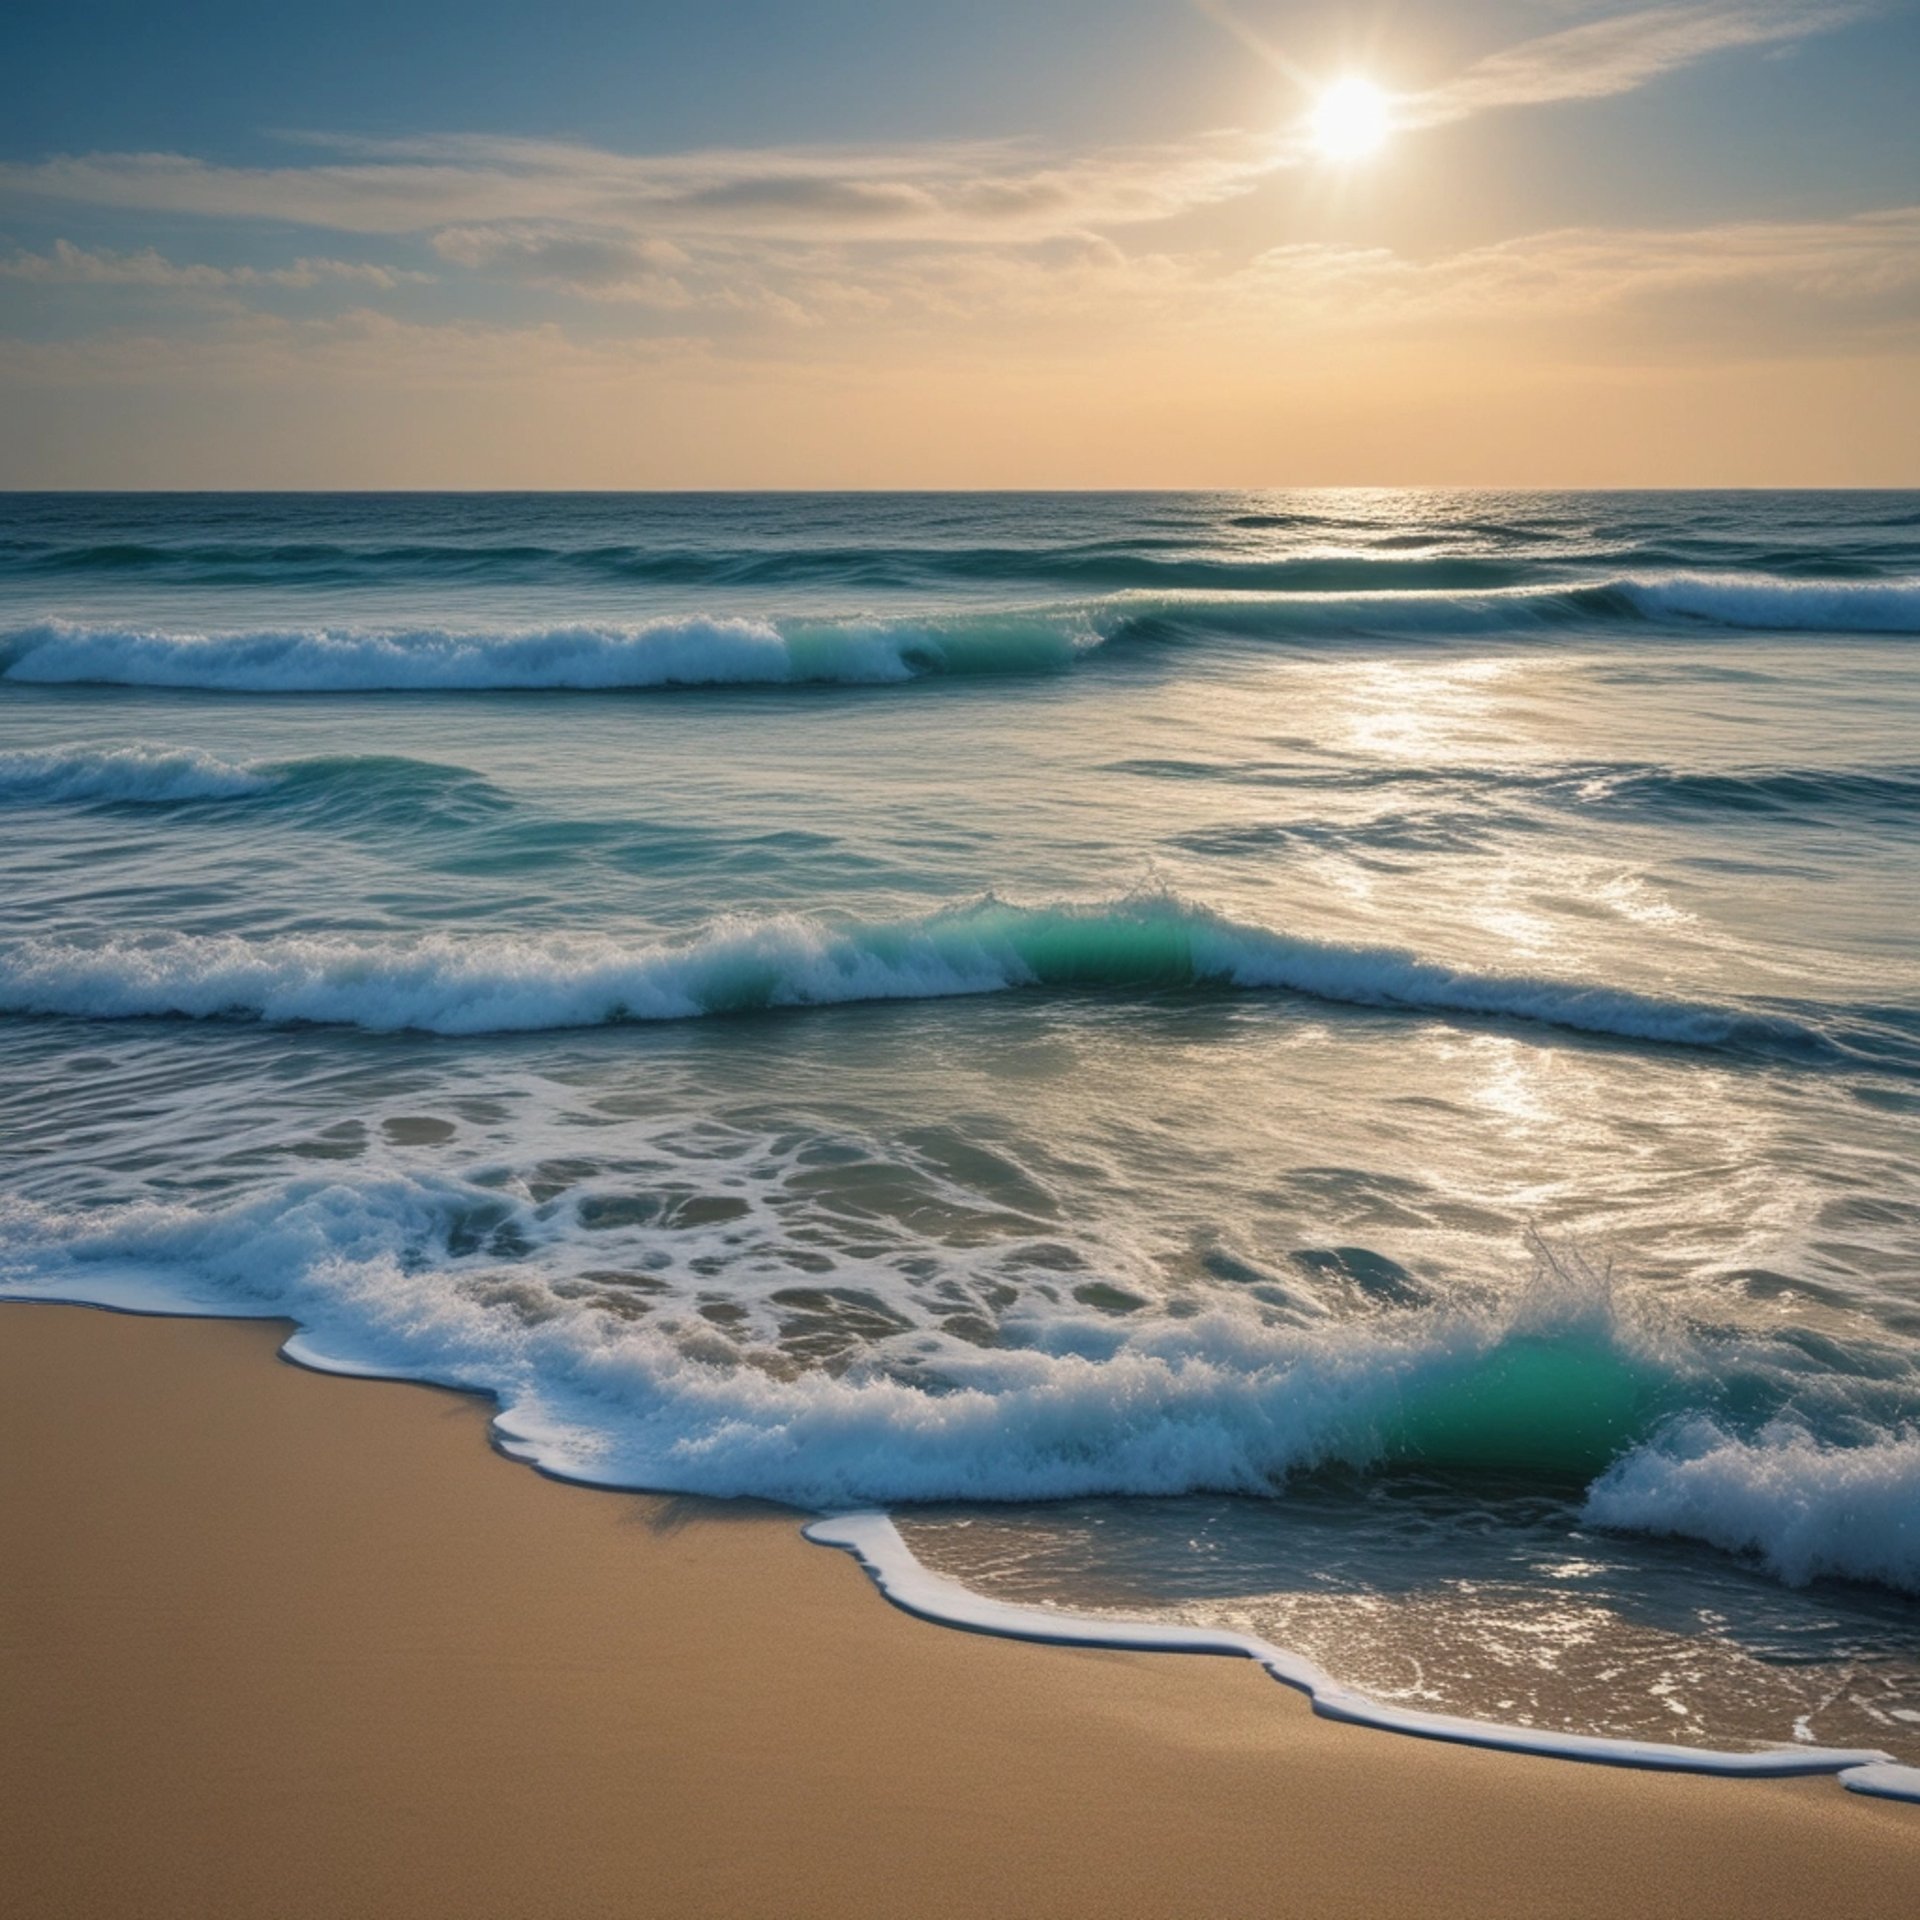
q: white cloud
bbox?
[0,238,428,289]
[1407,2,1866,125]
[0,5,1894,402]
[0,132,1281,244]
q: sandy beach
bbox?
[0,1302,1911,1919]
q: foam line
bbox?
[1838,1762,1920,1803]
[9,1170,1919,1588]
[6,1190,1919,1788]
[804,1512,1898,1786]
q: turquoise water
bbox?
[4,490,1919,1760]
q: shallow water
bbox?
[4,490,1918,1762]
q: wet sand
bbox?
[1,1302,1914,1919]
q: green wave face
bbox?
[1381,1334,1667,1478]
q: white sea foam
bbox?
[7,1172,1917,1595]
[0,1175,1684,1508]
[0,1175,1890,1561]
[804,1513,1892,1780]
[0,894,1821,1053]
[1584,1417,1920,1591]
[1839,1762,1920,1802]
[0,742,271,805]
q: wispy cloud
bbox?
[1408,2,1865,125]
[0,132,1280,244]
[0,306,706,389]
[0,0,1900,485]
[1232,206,1920,343]
[6,206,1910,382]
[0,238,427,289]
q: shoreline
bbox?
[811,1511,1907,1785]
[2,1301,1916,1918]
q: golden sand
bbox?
[2,1303,1914,1918]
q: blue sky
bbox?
[2,2,1915,485]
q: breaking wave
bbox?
[4,1174,1916,1599]
[0,892,1848,1058]
[0,611,1098,691]
[0,538,1546,594]
[0,742,271,804]
[1584,1418,1920,1592]
[4,573,1916,694]
[0,741,527,832]
[1606,576,1920,633]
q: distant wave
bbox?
[0,741,522,829]
[1606,576,1920,633]
[0,892,1844,1058]
[7,527,1920,615]
[5,575,1916,695]
[0,742,271,804]
[0,611,1099,691]
[0,538,1545,595]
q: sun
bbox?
[1309,77,1392,162]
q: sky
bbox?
[1,1,1915,487]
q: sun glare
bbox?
[1309,77,1391,162]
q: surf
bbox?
[0,610,1100,690]
[0,741,273,805]
[0,889,1859,1059]
[5,571,1919,694]
[6,1174,1917,1601]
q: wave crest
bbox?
[5,573,1916,695]
[0,611,1095,691]
[0,892,1834,1056]
[0,742,271,804]
[1586,1418,1920,1592]
[1609,576,1920,633]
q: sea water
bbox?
[3,490,1918,1766]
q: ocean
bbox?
[3,489,1918,1771]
